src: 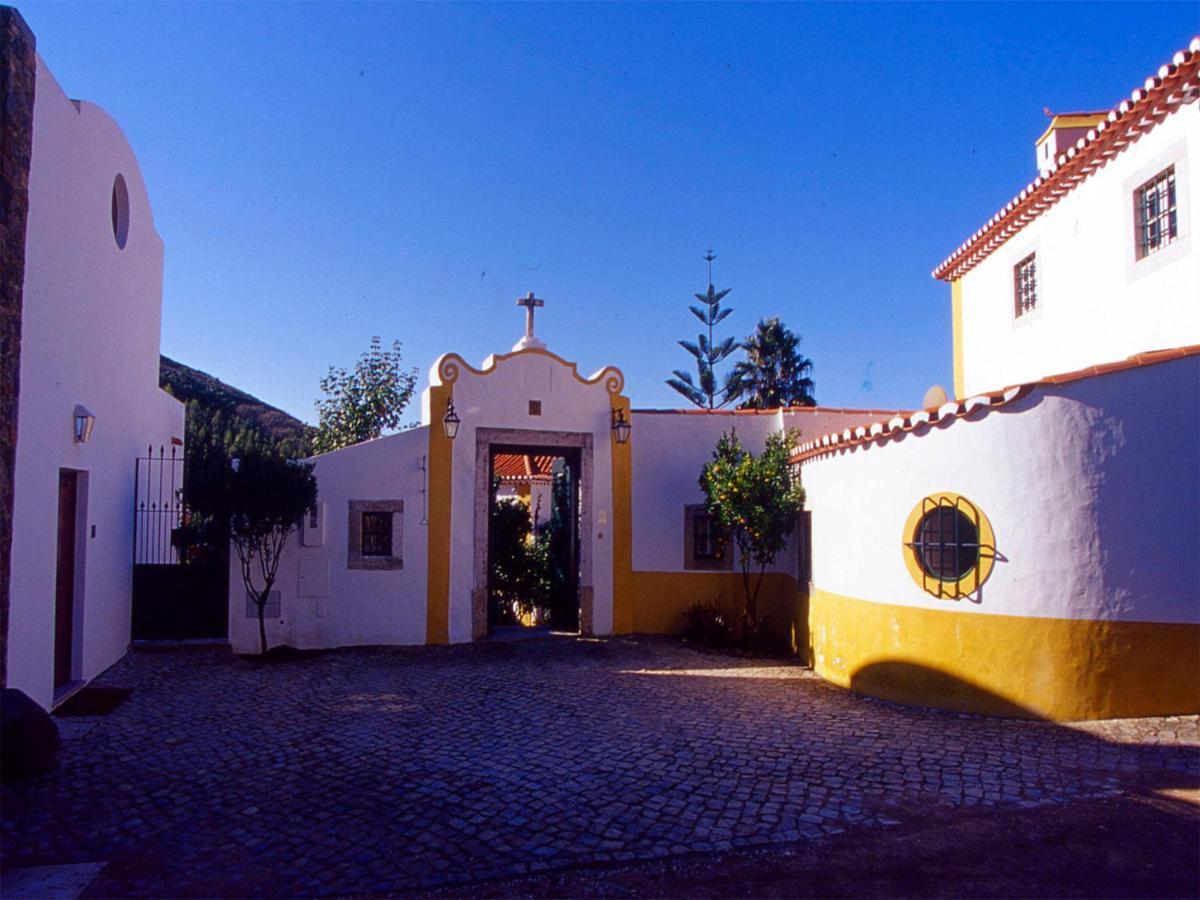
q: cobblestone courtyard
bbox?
[2,637,1197,897]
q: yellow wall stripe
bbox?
[809,586,1200,720]
[610,396,635,634]
[424,384,452,644]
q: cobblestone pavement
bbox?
[2,637,1197,897]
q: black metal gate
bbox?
[131,444,228,640]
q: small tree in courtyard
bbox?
[699,429,804,635]
[228,451,318,655]
[314,337,418,453]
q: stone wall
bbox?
[0,6,37,686]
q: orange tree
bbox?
[699,429,804,635]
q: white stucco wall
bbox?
[8,57,185,708]
[958,103,1200,397]
[227,427,431,654]
[425,348,623,641]
[802,356,1200,624]
[631,407,900,574]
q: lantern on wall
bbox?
[611,407,631,445]
[73,405,95,443]
[443,397,461,440]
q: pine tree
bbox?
[667,251,740,409]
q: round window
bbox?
[111,174,129,249]
[913,506,979,581]
[902,493,995,599]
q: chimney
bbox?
[1035,110,1107,176]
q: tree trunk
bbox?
[256,595,268,656]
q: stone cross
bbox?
[517,291,544,341]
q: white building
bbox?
[935,50,1200,398]
[2,13,185,710]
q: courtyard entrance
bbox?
[487,445,581,633]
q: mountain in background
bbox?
[160,355,314,457]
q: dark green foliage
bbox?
[161,357,314,562]
[682,602,734,649]
[729,318,816,409]
[667,276,740,409]
[160,355,314,459]
[699,430,805,634]
[489,498,552,625]
[313,337,418,454]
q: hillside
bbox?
[160,355,314,454]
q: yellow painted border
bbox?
[902,492,995,600]
[610,395,634,634]
[951,279,964,399]
[809,586,1200,720]
[424,384,453,644]
[433,348,625,395]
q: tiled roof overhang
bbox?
[790,346,1200,465]
[933,37,1200,283]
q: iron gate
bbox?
[131,444,228,640]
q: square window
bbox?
[693,513,722,560]
[347,500,403,569]
[361,512,393,557]
[1013,253,1037,318]
[1135,166,1178,259]
[528,400,542,416]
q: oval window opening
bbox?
[111,174,129,249]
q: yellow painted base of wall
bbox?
[809,587,1200,721]
[627,571,806,653]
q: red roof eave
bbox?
[933,37,1200,283]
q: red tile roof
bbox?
[790,346,1200,464]
[933,37,1200,283]
[493,453,558,484]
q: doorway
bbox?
[473,429,594,640]
[487,446,581,633]
[54,469,83,689]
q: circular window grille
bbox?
[111,174,129,249]
[914,506,979,581]
[902,493,995,599]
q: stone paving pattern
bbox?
[2,638,1197,897]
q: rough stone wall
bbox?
[0,6,37,687]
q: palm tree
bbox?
[729,318,816,409]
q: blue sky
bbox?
[16,2,1200,421]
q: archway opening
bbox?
[487,445,581,635]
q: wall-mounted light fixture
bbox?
[612,407,631,445]
[73,405,95,443]
[443,397,461,440]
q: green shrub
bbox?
[682,602,735,648]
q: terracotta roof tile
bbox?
[790,345,1200,465]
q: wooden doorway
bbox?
[54,469,81,688]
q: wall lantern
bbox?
[612,407,631,445]
[73,405,95,443]
[443,397,461,440]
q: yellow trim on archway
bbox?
[610,395,634,634]
[424,384,453,644]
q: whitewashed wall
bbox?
[802,356,1200,625]
[631,408,898,573]
[8,57,185,708]
[958,104,1200,397]
[425,348,621,641]
[227,427,430,653]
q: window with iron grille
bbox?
[693,512,724,560]
[360,511,393,557]
[912,506,979,582]
[1013,253,1037,318]
[1135,166,1178,259]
